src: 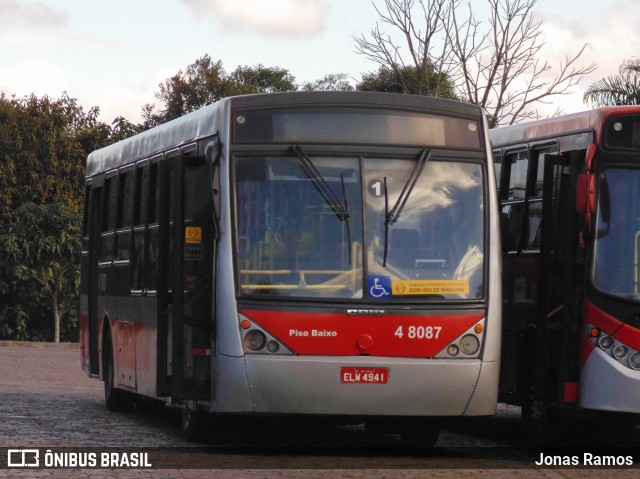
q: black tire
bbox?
[400,418,440,447]
[588,412,636,446]
[182,404,211,443]
[516,337,536,422]
[103,331,133,412]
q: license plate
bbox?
[341,367,389,384]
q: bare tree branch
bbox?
[355,0,450,95]
[355,0,596,126]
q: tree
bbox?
[357,65,457,98]
[0,203,80,343]
[0,92,125,342]
[142,56,230,127]
[0,93,116,226]
[142,55,297,127]
[230,64,298,95]
[301,73,355,91]
[355,0,596,126]
[110,116,144,142]
[355,0,454,97]
[584,58,640,107]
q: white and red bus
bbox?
[79,91,501,443]
[491,106,640,429]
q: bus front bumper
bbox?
[580,347,640,414]
[227,355,499,417]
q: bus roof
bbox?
[86,99,222,177]
[490,106,640,148]
[86,91,484,177]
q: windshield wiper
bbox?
[292,145,352,262]
[292,145,350,221]
[383,148,431,267]
[340,172,352,263]
[387,149,431,225]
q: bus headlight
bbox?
[598,335,614,350]
[628,352,640,370]
[586,323,640,371]
[435,320,485,359]
[243,330,266,351]
[459,335,480,355]
[613,344,628,360]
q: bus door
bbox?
[86,181,103,376]
[535,150,584,408]
[167,154,215,401]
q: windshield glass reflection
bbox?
[365,160,484,300]
[592,168,640,300]
[235,156,485,300]
[235,156,363,298]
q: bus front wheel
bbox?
[400,418,440,447]
[182,401,211,443]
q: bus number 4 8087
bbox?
[394,325,442,339]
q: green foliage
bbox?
[142,55,298,127]
[584,58,640,107]
[142,56,228,127]
[0,93,112,225]
[230,64,298,95]
[0,202,81,342]
[110,116,144,143]
[357,66,458,99]
[0,92,125,342]
[142,55,362,128]
[300,73,355,91]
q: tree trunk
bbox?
[52,295,60,343]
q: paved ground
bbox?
[0,342,639,478]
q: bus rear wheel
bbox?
[103,333,133,412]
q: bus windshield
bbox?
[235,154,485,300]
[592,167,640,300]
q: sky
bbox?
[0,0,637,125]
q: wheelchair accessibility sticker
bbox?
[367,276,470,298]
[368,275,391,299]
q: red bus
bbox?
[79,91,502,444]
[491,106,640,430]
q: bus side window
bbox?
[525,202,543,251]
[530,150,548,198]
[501,203,525,253]
[116,169,135,262]
[146,163,160,293]
[507,150,528,200]
[523,147,557,252]
[501,149,529,253]
[132,165,148,292]
[100,175,118,263]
